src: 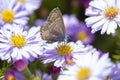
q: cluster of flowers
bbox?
[1,0,120,80]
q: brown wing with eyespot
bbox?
[40,7,66,42]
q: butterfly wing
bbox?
[41,7,66,42]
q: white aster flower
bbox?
[0,0,29,26]
[85,0,120,34]
[0,24,44,62]
[16,0,41,14]
[57,52,112,80]
[41,40,94,67]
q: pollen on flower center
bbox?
[8,75,15,80]
[77,67,91,80]
[105,6,118,19]
[66,58,73,65]
[17,0,25,3]
[77,31,87,41]
[56,43,73,56]
[1,9,14,23]
[10,34,26,48]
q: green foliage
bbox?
[0,60,12,79]
[111,27,120,62]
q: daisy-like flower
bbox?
[0,24,44,62]
[63,15,95,44]
[4,70,16,80]
[40,40,94,67]
[3,69,26,80]
[85,0,120,34]
[16,0,41,14]
[0,0,29,26]
[57,51,112,80]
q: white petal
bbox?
[13,19,28,25]
[27,27,39,38]
[21,48,30,59]
[85,16,103,27]
[89,0,106,10]
[91,18,107,33]
[24,46,37,57]
[90,52,99,68]
[101,20,109,34]
[16,52,22,60]
[85,7,100,16]
[15,11,28,18]
[54,57,65,67]
[9,0,16,10]
[0,43,11,51]
[114,16,120,26]
[117,0,120,9]
[104,0,116,6]
[11,48,18,58]
[13,3,21,13]
[106,21,117,34]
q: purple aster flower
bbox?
[0,24,45,62]
[3,69,26,80]
[0,0,29,26]
[63,14,95,44]
[4,70,16,80]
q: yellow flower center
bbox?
[66,58,73,65]
[77,31,87,41]
[17,0,25,3]
[56,43,73,56]
[105,6,118,19]
[10,34,26,48]
[77,67,91,80]
[1,9,14,23]
[8,75,15,80]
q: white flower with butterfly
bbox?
[40,8,94,67]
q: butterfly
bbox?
[40,7,66,43]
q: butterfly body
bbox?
[41,7,66,43]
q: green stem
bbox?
[21,67,33,80]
